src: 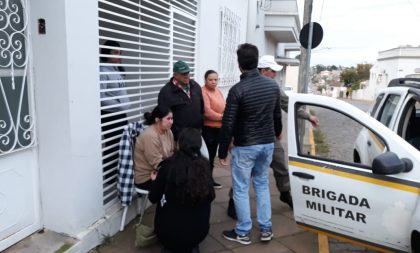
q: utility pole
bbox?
[298,0,313,94]
[299,6,330,251]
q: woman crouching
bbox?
[148,128,215,253]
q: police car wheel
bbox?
[412,230,420,253]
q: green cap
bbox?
[173,60,190,73]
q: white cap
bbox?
[258,55,283,72]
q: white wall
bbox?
[31,0,103,236]
[196,0,249,96]
[264,34,277,56]
[246,0,282,56]
[392,58,420,78]
[28,0,251,241]
[285,66,299,91]
[246,0,266,52]
[197,0,291,97]
[365,52,420,101]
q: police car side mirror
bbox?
[372,152,413,175]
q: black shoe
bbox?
[280,191,293,210]
[260,228,273,242]
[227,198,237,220]
[222,229,251,245]
[213,182,223,189]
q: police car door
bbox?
[366,88,408,163]
[288,94,420,252]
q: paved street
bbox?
[309,98,373,161]
[345,99,374,112]
[90,98,380,253]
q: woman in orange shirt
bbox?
[202,70,225,189]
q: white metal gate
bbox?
[98,0,198,209]
[0,0,41,250]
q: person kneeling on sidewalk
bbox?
[148,128,215,253]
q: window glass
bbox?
[405,100,420,151]
[377,94,400,127]
[296,104,386,166]
[370,93,384,116]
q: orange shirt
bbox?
[202,85,225,128]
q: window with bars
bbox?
[98,0,198,208]
[218,7,241,87]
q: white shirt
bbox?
[100,65,131,112]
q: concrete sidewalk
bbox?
[89,163,378,253]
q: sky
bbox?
[296,0,420,67]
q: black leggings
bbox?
[202,126,220,174]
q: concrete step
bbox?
[4,229,77,253]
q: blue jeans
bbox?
[231,143,274,235]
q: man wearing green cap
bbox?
[158,60,204,140]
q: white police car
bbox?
[287,91,420,252]
[354,78,420,165]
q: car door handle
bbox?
[367,140,372,146]
[292,172,315,180]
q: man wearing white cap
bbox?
[259,55,319,208]
[258,55,283,72]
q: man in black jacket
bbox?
[158,61,204,140]
[219,44,282,245]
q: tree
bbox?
[328,65,338,71]
[351,82,360,90]
[340,68,359,87]
[315,64,327,74]
[317,84,326,92]
[356,63,372,80]
[311,73,321,83]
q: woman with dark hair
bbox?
[201,70,225,189]
[133,105,175,190]
[149,128,215,253]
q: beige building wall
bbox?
[285,66,299,92]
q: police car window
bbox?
[296,104,386,167]
[370,93,384,116]
[377,94,400,127]
[401,100,420,151]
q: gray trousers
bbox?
[270,139,290,192]
[228,139,290,199]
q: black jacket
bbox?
[149,156,215,252]
[158,78,204,140]
[218,69,282,159]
